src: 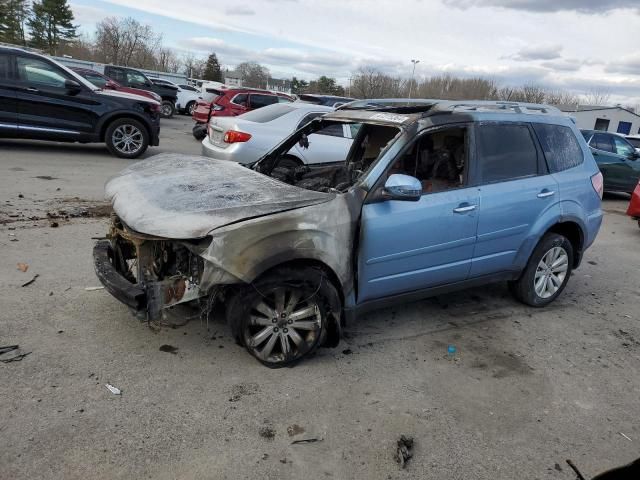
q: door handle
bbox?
[537,190,555,198]
[453,204,477,213]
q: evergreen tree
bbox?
[28,0,77,54]
[0,0,30,46]
[202,53,223,82]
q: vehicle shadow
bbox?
[0,139,157,159]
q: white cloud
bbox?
[511,44,563,61]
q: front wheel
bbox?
[229,267,335,368]
[105,118,149,159]
[185,101,196,116]
[510,233,573,307]
[160,100,175,118]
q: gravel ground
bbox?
[1,118,639,479]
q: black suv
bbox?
[103,65,178,118]
[0,47,160,158]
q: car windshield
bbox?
[239,104,296,123]
[626,137,640,148]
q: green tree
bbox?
[202,53,223,82]
[307,75,342,95]
[0,0,30,45]
[290,76,309,95]
[28,0,77,54]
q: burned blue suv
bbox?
[94,100,603,367]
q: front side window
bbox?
[592,133,615,153]
[17,56,69,88]
[477,124,538,183]
[386,127,468,194]
[126,71,148,86]
[532,123,583,172]
[249,94,278,109]
[613,136,635,157]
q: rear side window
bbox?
[477,124,538,183]
[240,104,295,123]
[532,123,583,172]
[249,94,278,109]
[0,54,9,80]
[592,133,615,153]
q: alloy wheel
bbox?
[244,287,322,364]
[534,246,569,299]
[161,103,173,117]
[112,124,144,155]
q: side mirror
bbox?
[65,79,82,93]
[298,134,309,149]
[384,174,422,201]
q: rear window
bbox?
[533,123,583,172]
[249,94,278,109]
[477,124,538,183]
[240,104,295,123]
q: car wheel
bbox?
[230,267,335,368]
[510,233,573,307]
[105,118,149,159]
[186,101,196,116]
[192,123,207,140]
[161,101,175,118]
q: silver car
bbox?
[201,103,356,166]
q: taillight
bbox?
[223,130,251,143]
[149,103,161,114]
[591,172,604,199]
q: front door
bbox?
[15,55,97,138]
[589,133,640,192]
[470,122,560,277]
[0,51,17,136]
[357,125,479,303]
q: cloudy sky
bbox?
[70,0,640,103]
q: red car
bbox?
[626,180,640,228]
[71,68,162,103]
[192,88,292,139]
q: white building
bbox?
[224,70,243,87]
[559,105,640,135]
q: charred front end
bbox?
[93,214,207,320]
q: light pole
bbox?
[408,59,419,99]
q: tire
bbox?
[160,100,175,118]
[509,233,574,307]
[228,267,336,368]
[105,118,149,159]
[192,123,207,141]
[185,101,196,116]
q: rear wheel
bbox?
[185,101,196,116]
[105,118,149,159]
[161,100,175,118]
[229,267,335,368]
[510,233,573,307]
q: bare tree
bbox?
[235,61,270,88]
[94,17,161,69]
[583,87,611,106]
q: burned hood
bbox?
[105,154,333,239]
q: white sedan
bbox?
[201,103,357,166]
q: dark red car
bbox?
[71,68,162,103]
[192,88,292,139]
[626,180,640,228]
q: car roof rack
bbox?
[430,100,562,115]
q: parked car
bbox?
[201,103,356,165]
[71,67,161,103]
[627,180,640,228]
[625,134,640,153]
[93,100,602,367]
[192,88,292,139]
[0,47,160,158]
[150,78,201,115]
[102,65,178,118]
[581,130,640,193]
[297,93,355,107]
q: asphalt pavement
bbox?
[1,117,639,479]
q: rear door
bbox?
[15,55,98,138]
[0,50,17,136]
[471,122,560,277]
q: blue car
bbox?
[94,100,603,367]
